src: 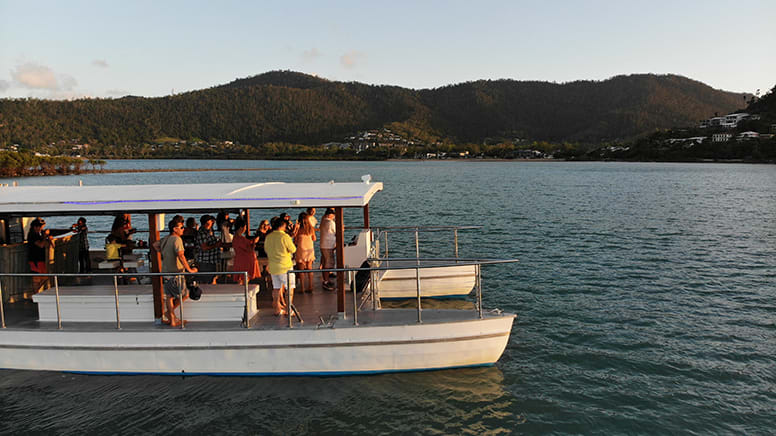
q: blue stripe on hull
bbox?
[57,363,494,377]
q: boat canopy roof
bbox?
[0,181,383,217]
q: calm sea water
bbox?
[1,160,775,434]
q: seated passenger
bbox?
[105,234,125,261]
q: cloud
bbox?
[340,51,366,69]
[301,48,321,62]
[92,59,109,68]
[5,62,79,97]
[11,62,58,89]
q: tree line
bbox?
[0,71,749,156]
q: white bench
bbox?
[32,283,260,323]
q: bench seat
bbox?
[32,284,260,323]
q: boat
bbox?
[342,226,480,299]
[0,179,516,375]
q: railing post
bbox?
[178,275,185,330]
[414,228,420,262]
[54,275,62,330]
[350,270,358,326]
[113,275,121,329]
[287,271,293,328]
[454,228,459,260]
[243,272,251,328]
[415,266,422,324]
[370,267,377,311]
[476,264,483,319]
[0,280,6,329]
[384,231,389,258]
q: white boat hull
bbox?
[0,312,514,375]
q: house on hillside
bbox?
[700,113,751,129]
[712,133,733,142]
[736,131,759,140]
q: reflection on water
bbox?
[0,367,516,434]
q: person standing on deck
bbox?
[265,217,297,316]
[72,217,91,273]
[319,208,336,291]
[27,218,51,291]
[159,215,198,327]
[196,214,222,284]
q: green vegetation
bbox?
[0,71,751,162]
[0,151,97,177]
[580,85,776,162]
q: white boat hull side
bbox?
[0,315,514,375]
[378,264,476,299]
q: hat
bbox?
[280,213,291,220]
[32,218,46,227]
[324,208,336,216]
[200,214,216,225]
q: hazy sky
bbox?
[1,0,774,99]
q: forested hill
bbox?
[0,71,749,148]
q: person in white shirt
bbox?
[319,208,336,290]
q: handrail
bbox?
[368,225,481,260]
[0,259,518,330]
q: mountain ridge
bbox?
[0,70,752,148]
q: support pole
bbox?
[0,280,6,328]
[113,275,121,329]
[148,213,164,321]
[362,204,370,229]
[335,207,345,313]
[54,275,62,330]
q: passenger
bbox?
[26,218,51,291]
[182,217,198,262]
[319,208,337,291]
[294,212,316,293]
[110,214,137,255]
[254,219,270,266]
[195,214,222,284]
[27,218,51,274]
[265,216,297,316]
[280,212,296,237]
[159,215,198,327]
[231,217,261,284]
[216,211,234,244]
[105,234,125,261]
[306,207,318,230]
[72,217,91,273]
[216,211,234,272]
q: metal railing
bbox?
[0,258,517,331]
[0,271,249,331]
[369,225,481,260]
[285,258,517,326]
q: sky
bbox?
[1,0,774,100]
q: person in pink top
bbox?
[293,212,317,293]
[230,217,261,284]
